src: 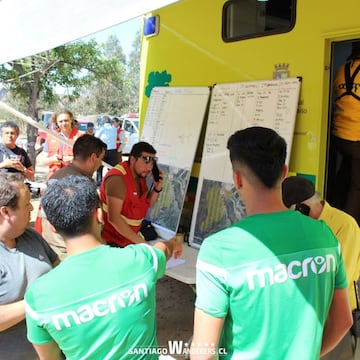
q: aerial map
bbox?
[146,164,190,233]
[191,179,246,246]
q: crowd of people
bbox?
[0,106,359,359]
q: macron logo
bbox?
[246,254,336,290]
[52,283,148,330]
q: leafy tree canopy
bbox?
[0,34,140,166]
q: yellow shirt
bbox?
[319,201,360,309]
[332,59,360,141]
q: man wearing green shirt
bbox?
[25,176,182,360]
[191,127,353,359]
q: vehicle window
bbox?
[222,0,296,42]
[79,123,87,131]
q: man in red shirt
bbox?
[100,142,163,247]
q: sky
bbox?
[80,17,142,56]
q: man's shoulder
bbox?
[13,146,26,154]
[15,228,52,257]
[49,164,86,180]
[105,163,128,179]
[18,227,42,242]
[322,202,359,232]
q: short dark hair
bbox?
[41,176,99,237]
[1,121,20,135]
[227,126,287,188]
[87,122,95,128]
[73,134,107,161]
[129,141,156,158]
[0,173,25,208]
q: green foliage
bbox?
[0,32,140,168]
[0,35,140,119]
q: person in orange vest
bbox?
[37,109,83,179]
[99,141,163,247]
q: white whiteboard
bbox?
[141,86,210,239]
[141,86,211,169]
[190,78,301,246]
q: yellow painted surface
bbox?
[139,0,360,193]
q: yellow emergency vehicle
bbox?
[139,0,360,197]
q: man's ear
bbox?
[129,155,136,166]
[95,207,104,225]
[0,206,9,218]
[281,165,288,181]
[232,170,243,190]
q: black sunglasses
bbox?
[138,155,158,164]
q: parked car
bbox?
[119,114,139,154]
[76,118,93,132]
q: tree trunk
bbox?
[27,71,40,171]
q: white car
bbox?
[120,115,139,154]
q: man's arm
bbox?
[190,308,225,360]
[153,237,183,261]
[52,258,61,267]
[23,165,35,180]
[33,341,63,360]
[36,149,60,167]
[320,288,353,356]
[0,300,25,331]
[106,195,147,244]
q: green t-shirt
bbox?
[25,244,166,360]
[195,210,347,359]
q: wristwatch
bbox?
[153,187,162,193]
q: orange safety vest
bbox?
[99,161,150,247]
[46,128,82,179]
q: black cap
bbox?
[282,176,315,208]
[129,141,156,157]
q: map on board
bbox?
[191,179,246,244]
[141,86,211,239]
[146,164,190,235]
[190,78,301,247]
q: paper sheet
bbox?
[166,257,186,269]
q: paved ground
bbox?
[29,165,196,360]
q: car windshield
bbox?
[79,123,87,131]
